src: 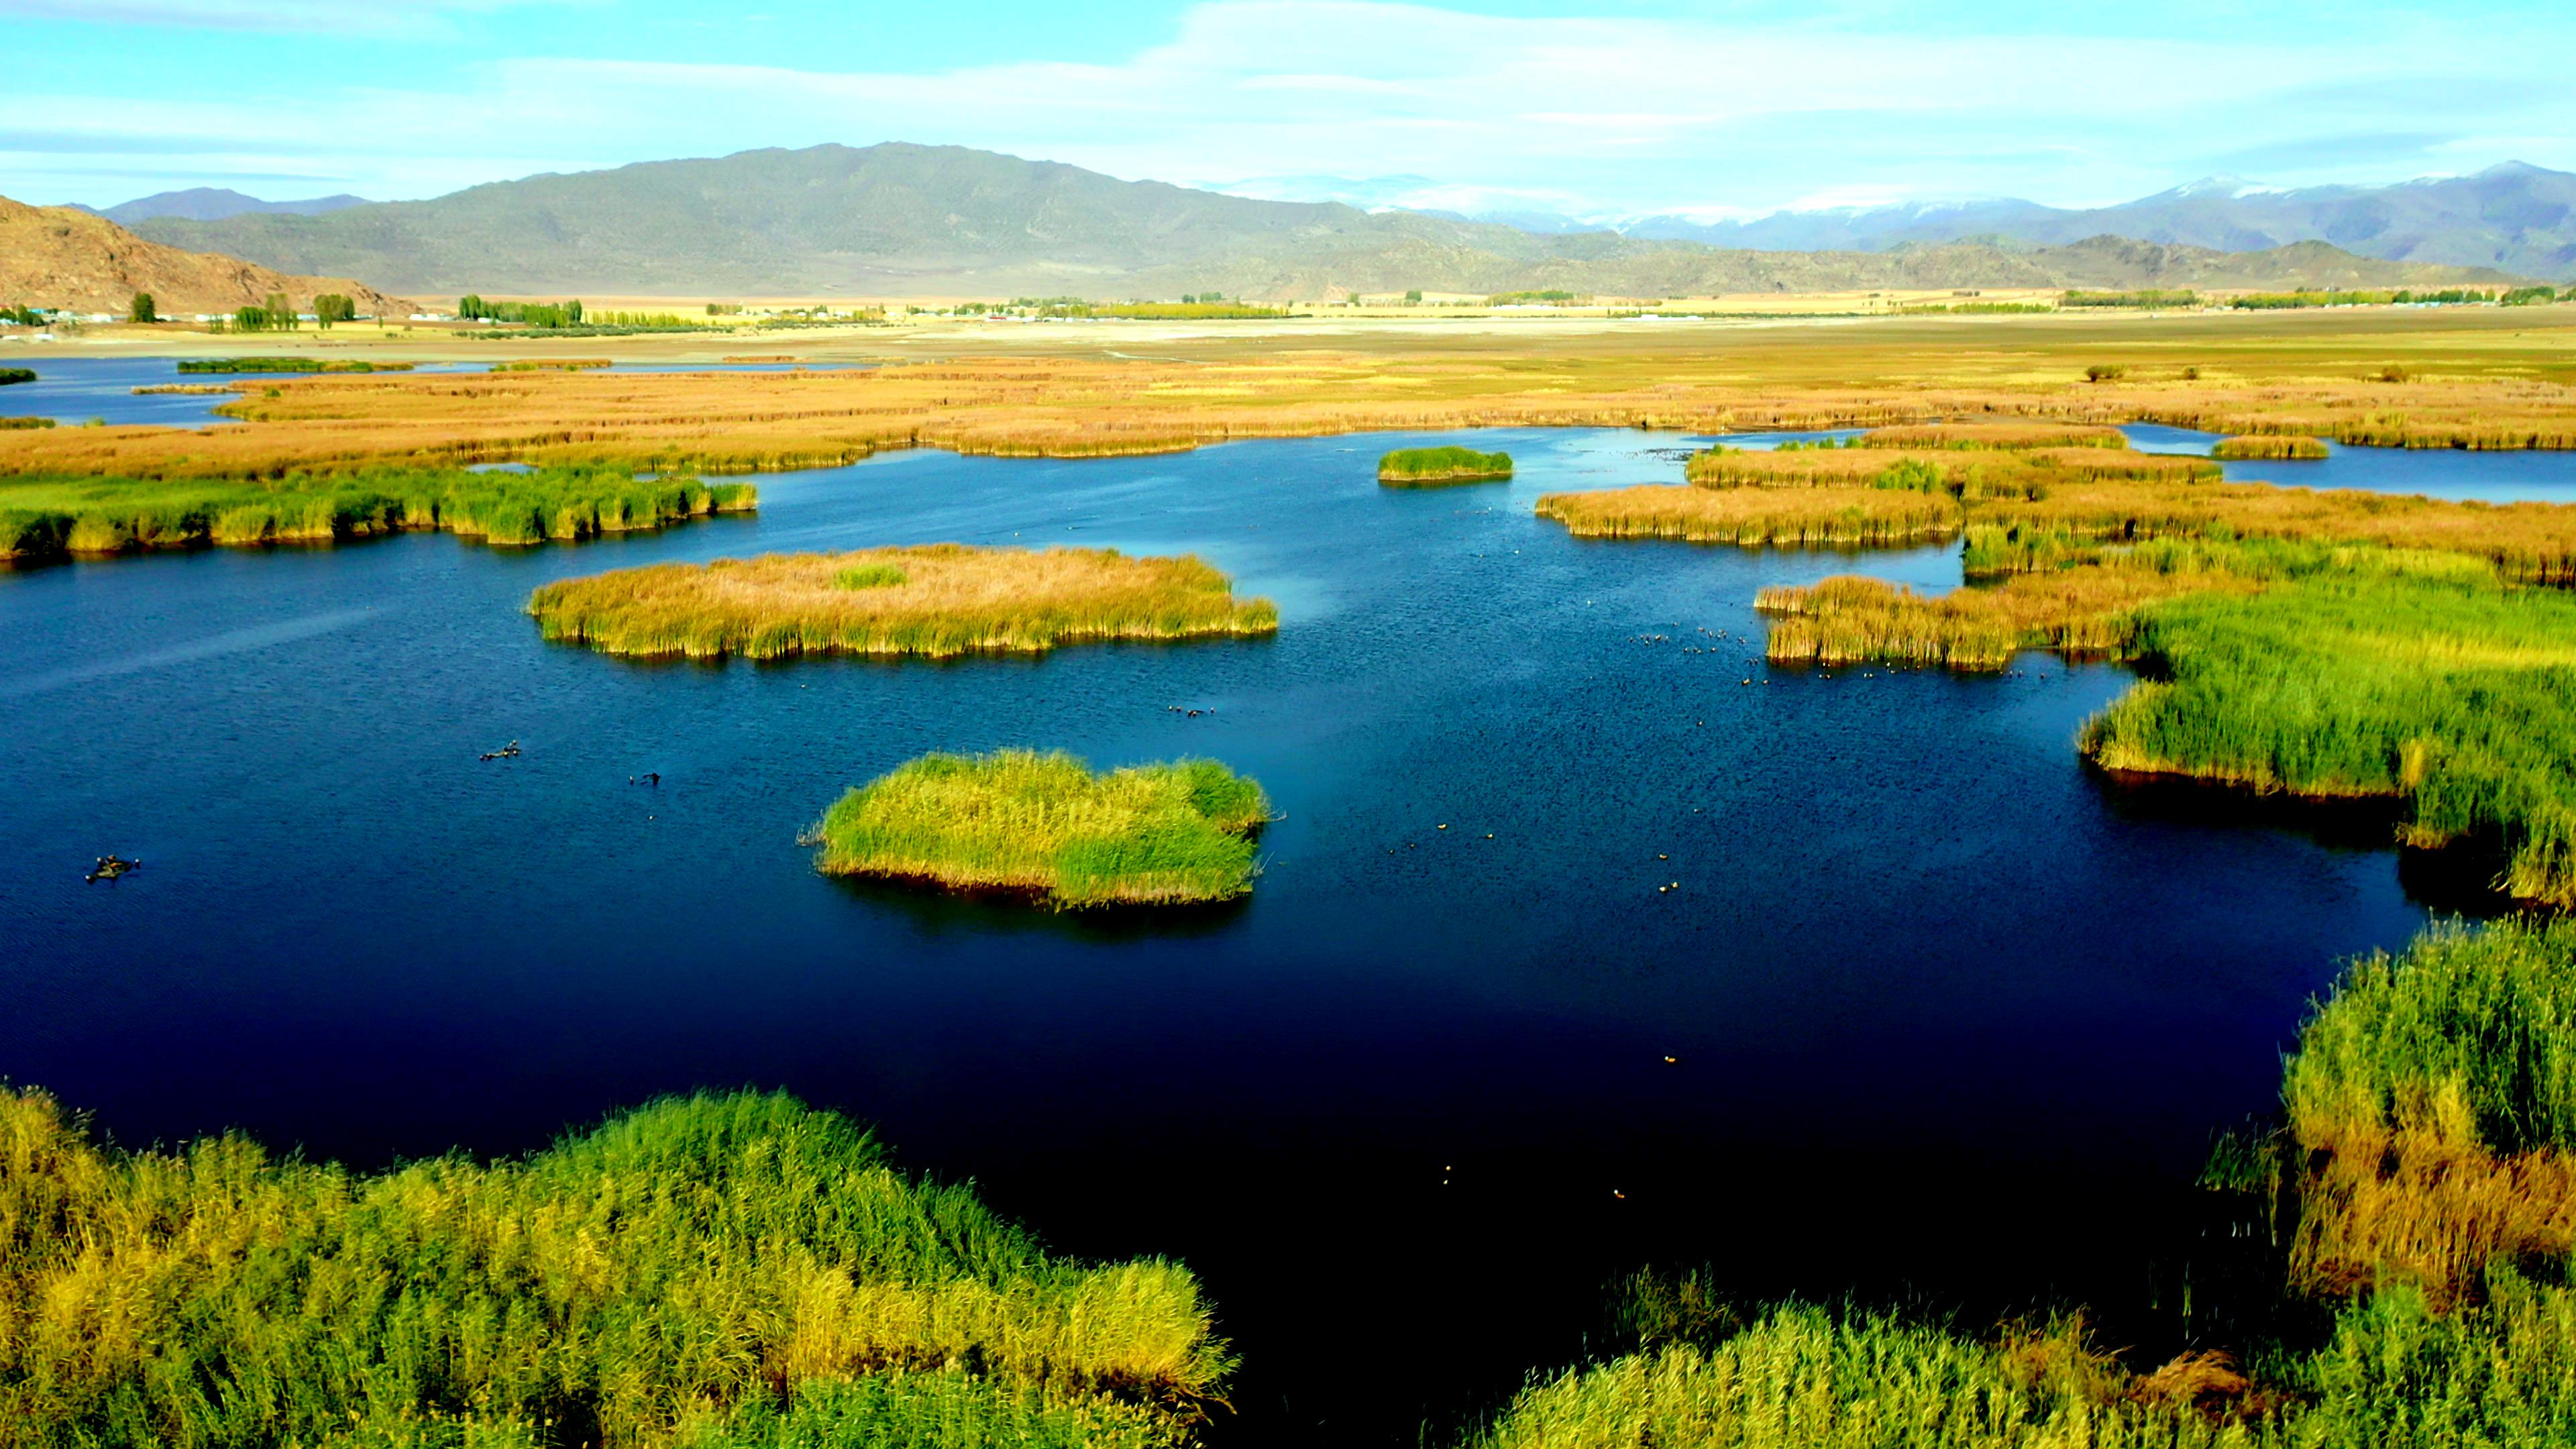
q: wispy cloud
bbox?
[3,0,2570,213]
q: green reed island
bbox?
[2212,434,2333,460]
[1379,445,1515,486]
[808,749,1269,908]
[526,543,1278,659]
[0,464,754,561]
[0,366,33,386]
[1542,419,2576,907]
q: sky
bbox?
[5,0,2574,219]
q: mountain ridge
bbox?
[127,144,2532,300]
[0,198,410,317]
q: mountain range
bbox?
[74,187,372,227]
[121,144,2532,300]
[1504,164,2576,281]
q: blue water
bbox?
[0,427,2463,1442]
[2125,423,2576,501]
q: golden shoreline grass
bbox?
[6,307,2575,484]
[808,749,1271,908]
[527,543,1277,659]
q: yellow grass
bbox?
[527,544,1278,659]
[1536,485,1960,547]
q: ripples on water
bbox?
[9,426,2573,1442]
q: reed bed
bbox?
[2263,919,2576,1315]
[2026,447,2223,483]
[1684,447,2057,502]
[2084,569,2576,905]
[527,545,1276,660]
[1756,561,2243,670]
[1860,421,2131,451]
[1379,445,1513,484]
[175,357,413,374]
[130,383,234,395]
[1538,485,1960,547]
[8,309,2576,482]
[0,1087,1226,1449]
[808,749,1269,908]
[1,416,54,430]
[2212,435,2332,460]
[0,465,753,561]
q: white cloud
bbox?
[3,0,2571,213]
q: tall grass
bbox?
[2212,436,2330,460]
[1860,422,2130,451]
[0,1087,1226,1449]
[2083,568,2576,904]
[808,750,1269,908]
[175,358,415,374]
[527,545,1276,660]
[0,465,754,561]
[1379,446,1513,484]
[1536,485,1959,547]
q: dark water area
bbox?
[2124,422,2576,501]
[0,427,2463,1444]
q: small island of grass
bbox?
[2212,434,2332,460]
[0,367,34,386]
[527,543,1278,659]
[809,749,1270,908]
[1379,445,1513,486]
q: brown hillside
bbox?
[0,195,409,317]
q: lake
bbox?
[7,427,2569,1442]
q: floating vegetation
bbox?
[1379,445,1514,485]
[2213,434,2332,460]
[0,1087,1227,1448]
[174,358,415,374]
[0,464,753,561]
[527,544,1277,660]
[808,749,1270,908]
[1860,421,2131,451]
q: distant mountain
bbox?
[0,197,409,317]
[74,187,372,227]
[128,143,2528,300]
[1611,164,2576,280]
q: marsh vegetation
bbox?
[808,749,1269,908]
[0,1088,1226,1449]
[2212,435,2332,460]
[1379,445,1515,485]
[0,464,752,561]
[526,544,1277,659]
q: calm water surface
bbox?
[0,427,2499,1442]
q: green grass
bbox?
[0,1087,1227,1449]
[0,416,52,430]
[174,358,416,374]
[0,366,33,385]
[0,465,755,560]
[526,545,1276,661]
[2212,435,2331,460]
[2083,564,2576,904]
[1379,445,1514,485]
[809,750,1269,908]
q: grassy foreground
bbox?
[1379,445,1513,485]
[0,1089,1227,1449]
[0,464,754,561]
[527,545,1277,659]
[809,750,1269,908]
[1471,918,2576,1448]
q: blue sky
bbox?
[6,0,2573,218]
